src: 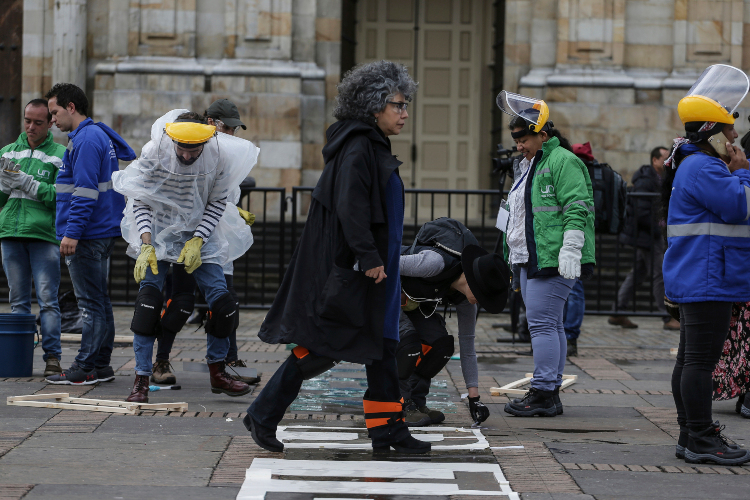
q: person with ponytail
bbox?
[495,91,596,418]
[662,64,750,466]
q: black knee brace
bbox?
[131,286,163,337]
[396,332,422,380]
[204,292,237,339]
[291,346,338,380]
[414,335,455,379]
[160,292,195,334]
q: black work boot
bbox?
[566,338,578,358]
[243,413,283,453]
[553,386,563,415]
[676,425,688,459]
[363,391,430,455]
[684,421,750,465]
[504,387,557,417]
[403,399,431,427]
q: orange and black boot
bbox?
[363,390,430,454]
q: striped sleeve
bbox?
[133,199,153,236]
[194,197,227,242]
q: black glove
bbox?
[469,396,490,424]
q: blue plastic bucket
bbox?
[0,313,37,377]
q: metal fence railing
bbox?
[0,189,666,316]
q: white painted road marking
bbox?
[236,458,520,500]
[276,425,489,450]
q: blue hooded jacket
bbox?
[663,143,750,303]
[56,119,135,241]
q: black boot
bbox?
[363,391,430,455]
[566,338,578,358]
[676,425,688,459]
[504,387,557,417]
[684,421,750,465]
[738,393,748,417]
[553,386,563,415]
[243,413,284,453]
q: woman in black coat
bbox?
[244,60,428,454]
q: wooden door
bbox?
[356,0,485,219]
[0,0,23,148]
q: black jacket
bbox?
[619,164,661,248]
[258,120,402,364]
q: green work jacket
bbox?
[504,136,596,276]
[0,131,64,245]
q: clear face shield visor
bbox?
[686,64,750,117]
[157,132,220,176]
[496,90,550,133]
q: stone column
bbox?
[52,0,87,88]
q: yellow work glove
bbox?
[177,237,204,274]
[134,244,158,283]
[237,207,256,226]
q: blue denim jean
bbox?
[520,267,575,391]
[563,279,585,340]
[1,239,62,361]
[65,238,115,371]
[133,261,229,376]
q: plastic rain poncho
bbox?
[112,109,259,267]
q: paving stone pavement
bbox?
[0,305,748,500]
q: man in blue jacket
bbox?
[44,83,135,385]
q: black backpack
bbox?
[586,160,627,234]
[406,217,479,259]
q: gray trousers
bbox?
[520,267,575,391]
[615,240,666,315]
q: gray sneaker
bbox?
[46,364,97,385]
[95,366,115,382]
[44,356,62,377]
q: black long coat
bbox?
[258,120,402,364]
[619,164,662,248]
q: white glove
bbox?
[0,170,40,198]
[558,229,584,279]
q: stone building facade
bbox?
[8,0,750,203]
[504,0,750,178]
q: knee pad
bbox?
[160,292,195,334]
[131,286,163,337]
[396,332,422,380]
[291,346,338,380]
[204,292,237,339]
[414,335,455,379]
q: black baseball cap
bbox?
[205,99,246,130]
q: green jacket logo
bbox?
[541,185,555,198]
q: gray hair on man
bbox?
[333,60,418,125]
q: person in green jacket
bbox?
[0,99,66,376]
[496,91,595,417]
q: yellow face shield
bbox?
[496,91,550,132]
[164,122,217,145]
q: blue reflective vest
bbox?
[663,143,750,303]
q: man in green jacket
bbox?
[0,99,66,376]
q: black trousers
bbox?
[398,309,449,407]
[156,267,239,361]
[247,338,410,447]
[671,301,732,429]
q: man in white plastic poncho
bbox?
[112,110,259,403]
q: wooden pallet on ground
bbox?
[7,393,187,414]
[490,373,577,396]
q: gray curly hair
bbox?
[333,60,418,125]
